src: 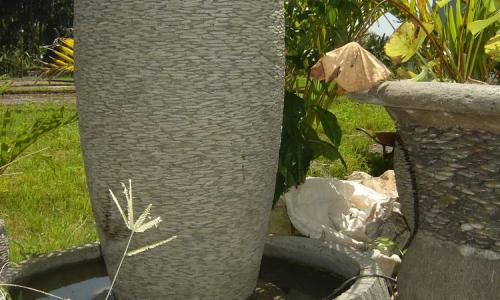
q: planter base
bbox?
[3,237,390,300]
[398,233,500,300]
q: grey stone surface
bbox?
[0,243,101,284]
[0,220,8,270]
[351,81,500,117]
[352,82,500,132]
[393,140,416,236]
[74,1,284,299]
[398,233,500,300]
[351,81,500,250]
[350,81,500,299]
[396,124,500,251]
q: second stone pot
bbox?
[351,81,500,300]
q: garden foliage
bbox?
[0,0,73,76]
[274,91,345,203]
[0,108,77,176]
[40,38,75,79]
[385,0,500,82]
[275,0,385,203]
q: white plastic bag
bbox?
[284,177,393,244]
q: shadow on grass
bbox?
[363,148,393,177]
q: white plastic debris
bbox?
[347,170,398,199]
[284,175,405,277]
[284,177,395,243]
[371,249,402,277]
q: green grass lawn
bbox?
[310,96,396,178]
[0,99,394,262]
[0,103,96,262]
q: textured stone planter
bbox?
[74,1,284,299]
[351,81,500,300]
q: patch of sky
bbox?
[369,13,401,37]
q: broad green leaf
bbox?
[447,6,457,44]
[436,0,452,8]
[409,0,417,14]
[446,6,457,53]
[308,140,346,167]
[313,106,342,146]
[487,0,500,13]
[455,0,463,27]
[283,91,305,127]
[327,9,336,25]
[467,0,476,24]
[309,140,337,160]
[467,12,500,35]
[485,32,500,61]
[384,21,434,63]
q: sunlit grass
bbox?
[310,96,395,178]
[0,103,96,262]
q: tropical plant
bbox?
[360,32,391,67]
[40,38,75,79]
[285,0,387,90]
[0,0,73,77]
[0,1,73,54]
[0,49,35,77]
[0,108,77,176]
[384,0,500,82]
[274,91,345,203]
[0,76,13,95]
[275,0,387,202]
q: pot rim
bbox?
[2,236,390,300]
[350,81,500,116]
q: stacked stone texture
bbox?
[351,81,500,300]
[75,1,284,299]
[398,125,500,252]
[0,220,8,269]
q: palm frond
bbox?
[39,38,74,79]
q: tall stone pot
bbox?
[74,1,284,299]
[352,82,500,300]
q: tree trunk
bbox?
[74,1,283,299]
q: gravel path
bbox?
[9,79,74,86]
[0,93,76,105]
[1,78,76,105]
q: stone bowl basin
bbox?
[2,236,389,299]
